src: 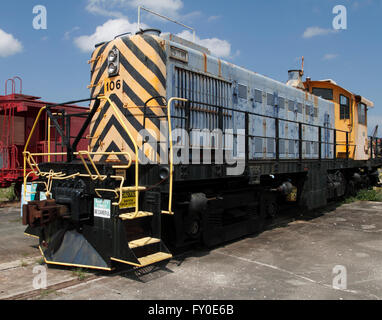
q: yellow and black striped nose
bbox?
[88,34,167,163]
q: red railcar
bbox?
[0,77,89,196]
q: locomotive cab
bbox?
[304,79,374,160]
[354,95,374,160]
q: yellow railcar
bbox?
[304,79,374,160]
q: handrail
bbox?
[12,76,22,94]
[98,95,141,216]
[23,106,46,198]
[182,99,358,160]
[187,99,350,134]
[23,150,132,201]
[163,97,188,215]
[138,6,196,42]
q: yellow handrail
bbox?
[95,175,125,206]
[163,97,188,215]
[22,96,189,217]
[98,95,141,216]
[23,105,133,203]
[23,106,46,198]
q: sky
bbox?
[0,0,381,133]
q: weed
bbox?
[72,268,87,281]
[356,189,382,201]
[343,188,382,204]
[0,186,15,201]
[39,289,57,298]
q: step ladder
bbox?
[112,190,172,268]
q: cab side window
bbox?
[312,87,333,100]
[358,103,366,125]
[339,95,350,120]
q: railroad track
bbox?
[0,250,193,300]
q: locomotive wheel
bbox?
[253,198,267,234]
[364,177,371,190]
[262,192,279,220]
[346,180,357,197]
[266,201,278,219]
[185,214,202,240]
[185,193,207,242]
[258,191,278,231]
[188,219,201,237]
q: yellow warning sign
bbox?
[119,191,136,209]
[286,187,298,202]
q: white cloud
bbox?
[74,18,147,52]
[64,26,80,40]
[74,18,234,59]
[322,53,339,60]
[86,0,126,18]
[176,30,232,58]
[302,26,337,38]
[0,29,23,58]
[80,1,233,58]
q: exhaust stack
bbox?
[286,69,305,90]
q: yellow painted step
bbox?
[119,186,147,191]
[161,210,174,215]
[112,165,131,169]
[128,237,160,249]
[137,252,172,267]
[119,211,153,220]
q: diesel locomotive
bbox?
[21,29,382,270]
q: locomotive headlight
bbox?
[107,48,120,77]
[108,52,116,62]
[108,63,118,75]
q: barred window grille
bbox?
[174,67,232,131]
